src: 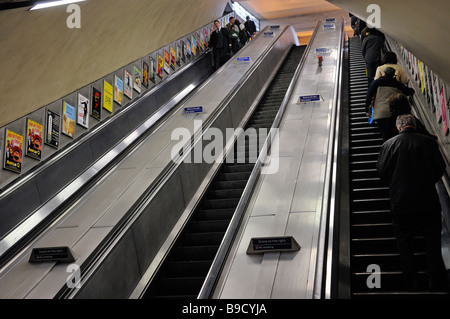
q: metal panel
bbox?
[74,230,141,299]
[130,170,186,277]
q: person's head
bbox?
[396,114,416,132]
[230,17,235,24]
[365,27,375,36]
[383,66,396,78]
[214,20,220,29]
[246,16,250,21]
[382,51,397,65]
[389,93,411,116]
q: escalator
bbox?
[347,36,448,299]
[142,44,306,299]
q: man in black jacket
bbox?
[209,20,231,70]
[377,114,449,291]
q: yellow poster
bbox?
[419,61,425,94]
[4,129,23,173]
[104,80,113,112]
[26,118,43,160]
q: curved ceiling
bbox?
[236,0,449,85]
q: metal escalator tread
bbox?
[142,45,307,299]
[347,37,449,298]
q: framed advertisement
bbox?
[114,75,123,106]
[124,70,133,99]
[26,118,43,160]
[91,87,102,120]
[186,39,192,59]
[157,54,164,79]
[142,61,150,88]
[176,44,181,66]
[103,80,113,112]
[77,93,90,129]
[170,46,176,70]
[181,40,186,62]
[133,65,142,93]
[3,129,23,173]
[164,49,170,74]
[62,101,76,138]
[440,85,449,135]
[150,57,156,83]
[432,74,441,123]
[45,109,60,148]
[191,36,196,57]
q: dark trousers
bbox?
[366,59,379,85]
[213,48,225,70]
[374,118,390,142]
[391,213,449,290]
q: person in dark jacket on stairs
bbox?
[377,114,449,292]
[361,27,384,84]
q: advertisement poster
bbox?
[103,80,113,112]
[186,39,192,58]
[62,101,76,138]
[4,129,23,173]
[433,75,441,122]
[134,66,142,93]
[440,86,448,134]
[191,36,196,57]
[45,109,60,148]
[157,54,164,78]
[142,61,149,88]
[91,87,102,120]
[419,61,425,94]
[170,46,176,70]
[181,40,186,62]
[114,75,123,106]
[150,57,156,83]
[26,118,43,160]
[204,28,209,49]
[200,32,205,50]
[77,93,90,129]
[176,44,181,66]
[164,49,170,74]
[124,70,133,99]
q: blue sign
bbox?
[237,56,251,63]
[184,106,204,114]
[323,24,335,30]
[263,31,274,37]
[299,95,322,103]
[326,18,336,22]
[270,25,280,29]
[316,47,330,54]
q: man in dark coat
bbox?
[244,16,257,38]
[377,114,449,291]
[362,27,384,84]
[209,20,231,70]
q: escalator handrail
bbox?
[60,25,293,299]
[197,22,322,299]
[318,18,346,299]
[0,50,212,261]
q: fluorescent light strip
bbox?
[30,0,86,10]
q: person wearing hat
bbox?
[365,66,415,141]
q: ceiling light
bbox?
[30,0,86,11]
